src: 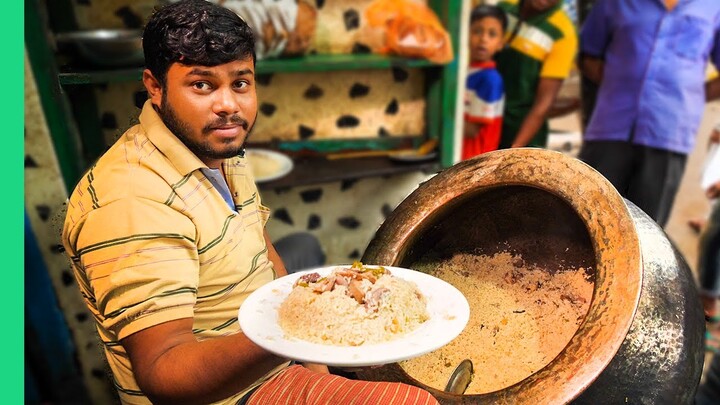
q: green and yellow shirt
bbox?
[496,0,577,148]
[62,101,283,404]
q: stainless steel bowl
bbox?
[55,29,144,67]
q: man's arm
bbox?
[706,76,720,102]
[121,318,288,405]
[580,55,604,85]
[510,78,564,148]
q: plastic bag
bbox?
[365,0,453,64]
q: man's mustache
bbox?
[203,115,250,133]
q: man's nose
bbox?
[212,87,240,115]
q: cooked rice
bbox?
[278,266,429,346]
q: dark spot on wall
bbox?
[307,214,321,230]
[101,112,117,129]
[378,127,390,137]
[349,249,361,260]
[273,208,294,225]
[349,83,370,98]
[351,43,372,54]
[343,9,360,31]
[300,189,323,203]
[392,67,409,82]
[114,6,143,29]
[337,115,360,128]
[51,244,66,254]
[338,216,361,229]
[256,73,273,86]
[36,205,51,222]
[133,91,148,109]
[316,0,325,9]
[304,84,324,99]
[259,103,277,117]
[299,125,315,139]
[75,312,88,323]
[382,203,393,218]
[25,155,38,168]
[385,99,399,115]
[341,179,357,191]
[61,270,75,286]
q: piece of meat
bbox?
[294,272,321,287]
[347,279,365,304]
[364,287,389,312]
[312,277,336,293]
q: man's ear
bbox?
[142,69,163,108]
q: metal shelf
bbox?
[58,54,442,85]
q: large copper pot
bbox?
[359,149,704,404]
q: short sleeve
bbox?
[580,0,612,57]
[541,18,578,78]
[466,70,504,122]
[71,197,199,340]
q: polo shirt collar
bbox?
[139,100,207,176]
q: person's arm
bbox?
[510,78,563,147]
[706,76,720,102]
[121,318,288,405]
[580,55,604,85]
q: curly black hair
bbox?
[470,4,508,32]
[142,0,256,85]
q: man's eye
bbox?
[234,81,250,90]
[193,82,211,90]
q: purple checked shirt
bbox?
[581,0,720,154]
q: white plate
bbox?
[244,149,293,183]
[238,265,470,367]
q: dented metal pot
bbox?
[359,149,704,404]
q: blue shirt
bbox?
[581,0,720,154]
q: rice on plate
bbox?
[278,262,429,346]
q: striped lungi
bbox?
[247,365,439,405]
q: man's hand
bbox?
[302,363,329,374]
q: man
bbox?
[61,1,439,404]
[578,0,720,227]
[495,0,578,148]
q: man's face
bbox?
[526,0,561,12]
[156,58,258,168]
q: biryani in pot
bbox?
[278,262,429,346]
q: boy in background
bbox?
[462,5,507,160]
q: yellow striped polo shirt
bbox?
[496,0,578,148]
[62,100,282,404]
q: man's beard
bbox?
[158,98,256,161]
